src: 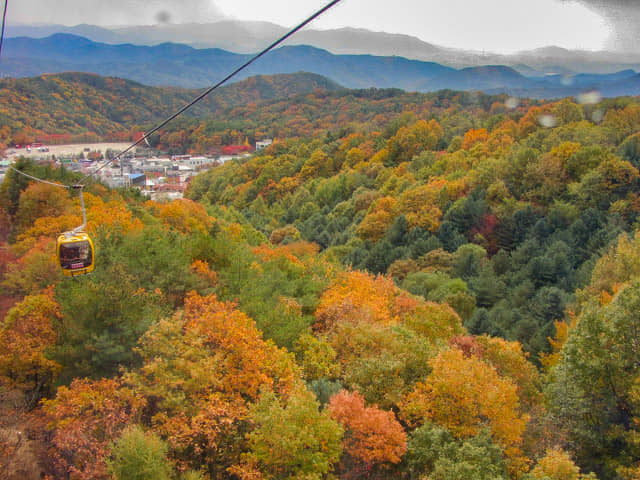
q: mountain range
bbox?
[8,21,640,75]
[3,32,640,99]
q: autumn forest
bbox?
[2,72,640,480]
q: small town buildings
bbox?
[2,144,254,200]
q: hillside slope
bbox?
[0,71,342,141]
[2,79,640,479]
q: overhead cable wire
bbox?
[0,0,7,59]
[79,0,343,184]
[8,165,71,189]
[8,165,88,234]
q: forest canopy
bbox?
[2,74,640,479]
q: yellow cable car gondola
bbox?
[57,231,95,276]
[56,185,95,276]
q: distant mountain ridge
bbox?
[1,34,456,90]
[8,21,640,75]
[3,34,640,98]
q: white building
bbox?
[179,156,217,168]
[103,175,131,189]
[256,139,273,151]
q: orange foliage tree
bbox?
[124,292,300,476]
[314,271,402,330]
[314,271,464,409]
[517,105,552,138]
[85,193,143,237]
[43,378,145,480]
[328,390,406,471]
[486,120,518,153]
[462,128,489,151]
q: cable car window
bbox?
[59,241,91,268]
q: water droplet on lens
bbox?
[155,10,171,23]
[577,90,601,105]
[560,75,573,87]
[505,97,519,109]
[561,75,574,86]
[538,114,557,128]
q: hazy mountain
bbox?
[420,65,538,92]
[1,34,455,90]
[2,34,640,98]
[5,24,127,44]
[8,21,640,74]
[291,27,446,58]
[538,69,638,88]
[112,21,287,52]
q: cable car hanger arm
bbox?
[69,185,87,236]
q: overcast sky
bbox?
[8,0,639,54]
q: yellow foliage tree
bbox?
[314,271,401,330]
[529,448,596,480]
[356,196,397,242]
[400,348,527,463]
[402,301,465,344]
[475,336,542,407]
[397,178,466,232]
[154,198,216,234]
[85,194,143,237]
[0,287,62,406]
[14,182,74,236]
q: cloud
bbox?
[567,0,640,51]
[10,0,227,26]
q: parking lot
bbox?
[5,143,133,162]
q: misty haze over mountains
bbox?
[4,22,640,98]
